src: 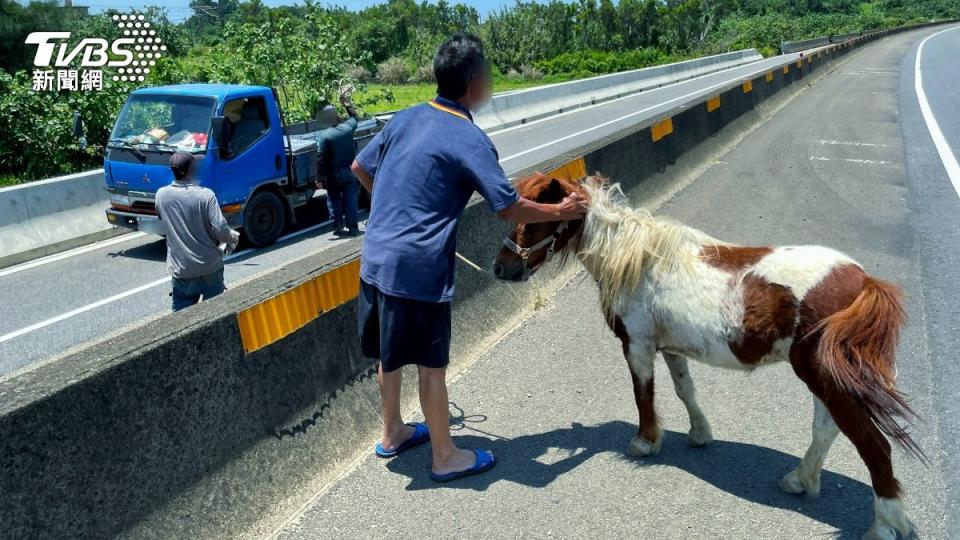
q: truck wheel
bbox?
[243,191,286,247]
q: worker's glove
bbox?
[221,229,241,256]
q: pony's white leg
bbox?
[662,352,713,447]
[607,313,660,457]
[625,341,661,458]
[779,397,839,496]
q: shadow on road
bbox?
[107,238,167,262]
[386,415,873,538]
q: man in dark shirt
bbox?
[352,33,587,482]
[317,91,361,236]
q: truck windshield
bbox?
[110,94,216,153]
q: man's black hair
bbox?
[433,32,488,101]
[169,151,193,180]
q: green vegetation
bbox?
[0,0,956,184]
[360,77,581,113]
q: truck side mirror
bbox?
[72,112,85,138]
[72,112,87,149]
[211,116,231,158]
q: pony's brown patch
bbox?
[607,314,630,356]
[799,265,922,461]
[498,172,587,276]
[797,264,866,336]
[515,172,582,203]
[701,245,773,272]
[607,315,659,441]
[632,374,659,442]
[729,274,798,364]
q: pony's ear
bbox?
[543,178,569,203]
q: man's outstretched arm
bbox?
[497,192,587,224]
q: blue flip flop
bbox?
[429,449,497,483]
[375,423,430,458]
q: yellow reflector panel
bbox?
[546,157,587,182]
[651,117,674,142]
[237,258,361,354]
[706,95,721,112]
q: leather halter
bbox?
[501,221,569,280]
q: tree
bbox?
[184,0,239,39]
[0,0,87,73]
[205,4,362,122]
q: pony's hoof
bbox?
[687,426,713,447]
[778,469,820,496]
[626,435,661,457]
[863,497,913,540]
[862,526,897,540]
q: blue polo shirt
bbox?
[356,96,519,302]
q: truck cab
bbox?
[102,84,378,246]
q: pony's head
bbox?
[493,173,596,281]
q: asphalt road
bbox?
[488,49,813,172]
[0,47,807,376]
[274,27,960,539]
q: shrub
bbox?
[376,57,411,85]
[520,64,544,80]
[535,48,672,77]
[759,46,778,57]
[345,65,372,83]
[415,63,435,84]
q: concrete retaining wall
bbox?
[0,169,120,269]
[781,36,832,53]
[474,49,762,132]
[0,23,945,539]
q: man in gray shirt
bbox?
[156,152,240,311]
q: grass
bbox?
[357,77,573,114]
[0,174,22,188]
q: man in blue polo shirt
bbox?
[351,33,587,482]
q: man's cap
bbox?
[170,151,194,180]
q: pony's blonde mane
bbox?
[577,177,717,314]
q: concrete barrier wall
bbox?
[831,31,862,43]
[0,169,120,269]
[473,49,763,131]
[0,23,945,539]
[781,36,831,53]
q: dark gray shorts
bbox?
[357,279,451,372]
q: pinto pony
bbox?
[495,173,923,540]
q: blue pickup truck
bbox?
[93,84,379,246]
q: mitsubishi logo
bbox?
[142,173,150,184]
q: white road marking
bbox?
[815,139,890,147]
[915,26,960,199]
[0,232,145,279]
[844,158,893,165]
[497,52,813,165]
[809,156,894,165]
[0,277,169,344]
[486,55,770,138]
[0,218,338,345]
